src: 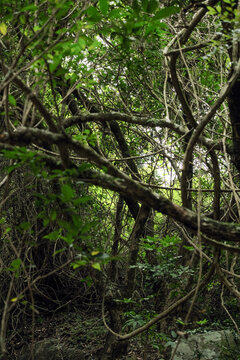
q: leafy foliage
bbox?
[1,0,240,358]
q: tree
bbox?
[1,0,240,359]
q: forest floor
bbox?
[10,307,162,360]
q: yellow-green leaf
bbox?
[11,297,18,302]
[0,23,7,35]
[91,250,99,256]
[92,262,101,271]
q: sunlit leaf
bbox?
[49,56,62,73]
[92,262,101,271]
[11,297,18,302]
[0,23,7,35]
[91,250,100,256]
[99,0,109,15]
[109,8,125,19]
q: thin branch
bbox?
[102,264,215,341]
[1,64,72,168]
[164,37,218,56]
[181,57,240,202]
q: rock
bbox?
[171,329,240,360]
[19,338,85,360]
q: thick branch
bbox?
[63,112,230,154]
[2,127,240,242]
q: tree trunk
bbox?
[98,298,129,360]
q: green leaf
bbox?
[92,262,101,271]
[3,227,11,235]
[78,37,86,49]
[121,298,135,303]
[8,94,16,106]
[71,215,82,228]
[6,163,20,174]
[55,27,68,35]
[71,259,88,269]
[145,20,168,36]
[57,219,70,229]
[207,6,217,15]
[55,1,74,19]
[86,6,102,22]
[18,222,31,230]
[0,217,6,225]
[50,210,57,221]
[92,252,110,260]
[99,0,109,15]
[147,0,158,13]
[73,196,91,206]
[52,247,66,256]
[62,234,74,244]
[80,276,93,286]
[81,221,96,234]
[43,218,50,226]
[153,6,179,20]
[176,318,185,325]
[20,15,26,24]
[21,4,38,12]
[89,40,101,50]
[133,21,146,29]
[8,258,21,272]
[183,245,194,251]
[109,8,125,19]
[196,319,208,325]
[60,184,75,202]
[133,0,141,14]
[43,230,60,240]
[142,0,148,12]
[49,55,62,73]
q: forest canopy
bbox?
[1,0,240,359]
